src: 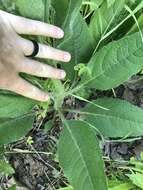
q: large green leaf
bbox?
[0,93,36,118]
[14,0,44,20]
[58,120,108,190]
[85,30,143,90]
[83,98,143,138]
[56,0,94,80]
[89,0,126,44]
[0,114,34,145]
[51,0,69,27]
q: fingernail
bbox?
[57,29,64,38]
[64,53,71,62]
[61,71,66,78]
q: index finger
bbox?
[2,10,64,38]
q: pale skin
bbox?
[0,10,71,102]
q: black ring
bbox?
[26,40,39,57]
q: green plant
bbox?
[1,0,143,189]
[0,159,16,189]
[106,152,143,190]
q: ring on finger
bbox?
[26,40,39,58]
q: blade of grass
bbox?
[125,4,143,42]
[69,93,109,110]
[101,2,143,42]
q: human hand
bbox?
[0,10,71,102]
